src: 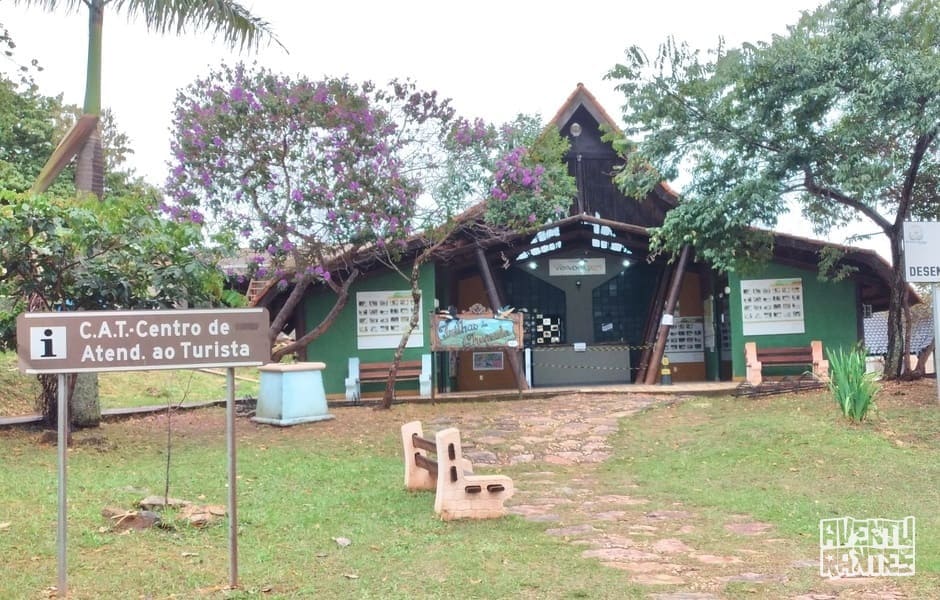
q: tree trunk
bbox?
[884,233,908,380]
[380,255,427,409]
[271,271,359,362]
[74,124,105,198]
[644,245,692,385]
[62,0,107,429]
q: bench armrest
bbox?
[744,342,762,385]
[419,353,432,398]
[345,357,361,403]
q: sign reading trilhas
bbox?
[16,309,270,374]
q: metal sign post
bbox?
[56,374,68,597]
[15,309,269,597]
[934,284,940,405]
[226,367,239,588]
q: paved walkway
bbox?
[420,391,907,600]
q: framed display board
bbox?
[740,278,805,336]
[472,351,504,371]
[356,290,423,350]
[664,316,705,363]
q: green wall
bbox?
[729,263,860,379]
[303,264,435,396]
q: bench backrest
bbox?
[360,360,423,378]
[757,346,815,361]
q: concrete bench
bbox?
[401,420,514,520]
[745,340,829,385]
[345,354,431,403]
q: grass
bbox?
[598,385,940,597]
[0,406,642,599]
[2,363,938,598]
[1,351,259,417]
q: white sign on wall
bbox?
[903,222,940,283]
[549,258,606,276]
[664,316,705,363]
[741,278,805,336]
[356,290,423,350]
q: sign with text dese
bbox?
[16,309,270,374]
[903,222,940,283]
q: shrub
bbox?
[826,345,878,422]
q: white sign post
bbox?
[903,222,940,405]
[16,308,269,597]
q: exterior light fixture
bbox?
[622,259,631,268]
[569,122,582,137]
[528,261,538,270]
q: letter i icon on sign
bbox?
[30,326,67,360]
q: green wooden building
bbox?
[253,84,906,400]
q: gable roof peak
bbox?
[550,83,622,135]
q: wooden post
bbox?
[635,262,674,382]
[475,247,529,391]
[644,245,692,385]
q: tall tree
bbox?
[166,64,454,361]
[11,0,279,426]
[12,0,280,196]
[607,0,939,379]
[0,189,225,425]
[373,114,577,408]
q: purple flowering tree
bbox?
[166,63,454,360]
[374,114,577,407]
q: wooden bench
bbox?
[345,354,431,403]
[745,340,829,385]
[401,421,514,520]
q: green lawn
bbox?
[2,360,938,598]
[1,351,259,417]
[0,405,643,599]
[599,387,940,597]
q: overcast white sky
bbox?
[1,0,888,256]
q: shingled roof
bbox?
[864,310,934,355]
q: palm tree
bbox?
[19,0,281,197]
[15,0,281,427]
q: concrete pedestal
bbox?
[252,362,334,426]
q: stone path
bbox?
[426,393,908,600]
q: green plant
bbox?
[826,344,878,421]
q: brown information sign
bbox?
[16,308,270,374]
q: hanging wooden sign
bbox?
[430,304,524,351]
